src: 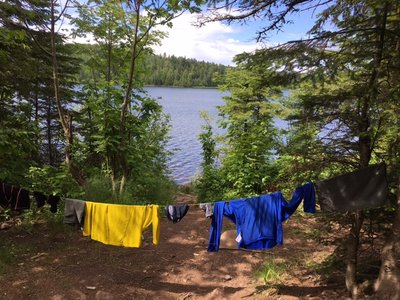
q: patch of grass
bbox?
[0,243,14,274]
[310,252,345,278]
[287,225,323,242]
[0,241,33,276]
[303,250,331,269]
[304,228,323,240]
[45,208,69,235]
[18,205,66,234]
[255,255,290,285]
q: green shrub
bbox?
[84,174,114,203]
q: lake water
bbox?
[144,87,225,185]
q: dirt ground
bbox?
[0,194,350,300]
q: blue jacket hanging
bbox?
[207,183,316,252]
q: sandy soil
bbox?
[0,194,350,300]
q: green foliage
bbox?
[218,65,280,198]
[1,0,210,206]
[28,166,83,198]
[125,174,175,206]
[194,166,225,202]
[199,112,218,167]
[83,174,113,202]
[194,63,282,201]
[69,0,188,202]
[43,208,67,235]
[77,93,174,204]
[225,1,400,196]
[17,203,67,235]
[177,184,193,194]
[142,54,227,87]
[0,0,83,195]
[0,105,38,185]
[193,113,225,202]
[213,1,400,295]
[0,208,11,223]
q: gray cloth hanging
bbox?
[64,198,86,229]
[199,203,214,218]
[315,163,388,212]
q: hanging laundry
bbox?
[14,188,30,210]
[0,183,12,208]
[199,203,213,218]
[33,191,47,208]
[47,195,61,213]
[0,183,30,210]
[165,204,189,223]
[83,202,160,248]
[315,163,388,212]
[208,183,315,252]
[64,198,86,229]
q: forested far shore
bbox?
[73,43,227,88]
[143,53,227,87]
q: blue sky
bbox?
[68,2,325,66]
[152,7,322,65]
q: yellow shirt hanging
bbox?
[83,201,160,248]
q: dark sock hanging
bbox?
[47,195,61,213]
[33,191,47,208]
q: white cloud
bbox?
[64,8,261,65]
[152,13,261,66]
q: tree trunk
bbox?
[117,1,141,197]
[111,172,117,200]
[345,122,370,298]
[120,1,140,135]
[47,97,54,165]
[373,4,400,293]
[345,211,365,298]
[373,175,400,299]
[34,78,39,124]
[344,3,389,298]
[50,0,85,187]
[119,173,127,198]
[106,156,117,201]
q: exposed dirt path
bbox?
[0,194,349,299]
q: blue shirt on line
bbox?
[207,183,316,252]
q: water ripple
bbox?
[145,87,225,184]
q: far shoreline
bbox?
[144,85,219,90]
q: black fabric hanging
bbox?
[0,183,30,210]
[165,204,190,223]
[315,163,388,212]
[33,191,47,208]
[47,195,61,213]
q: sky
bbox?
[68,3,323,66]
[151,12,260,66]
[151,8,320,66]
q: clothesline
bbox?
[1,162,389,214]
[1,163,390,252]
[64,182,316,251]
[0,162,388,214]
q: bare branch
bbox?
[55,0,71,23]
